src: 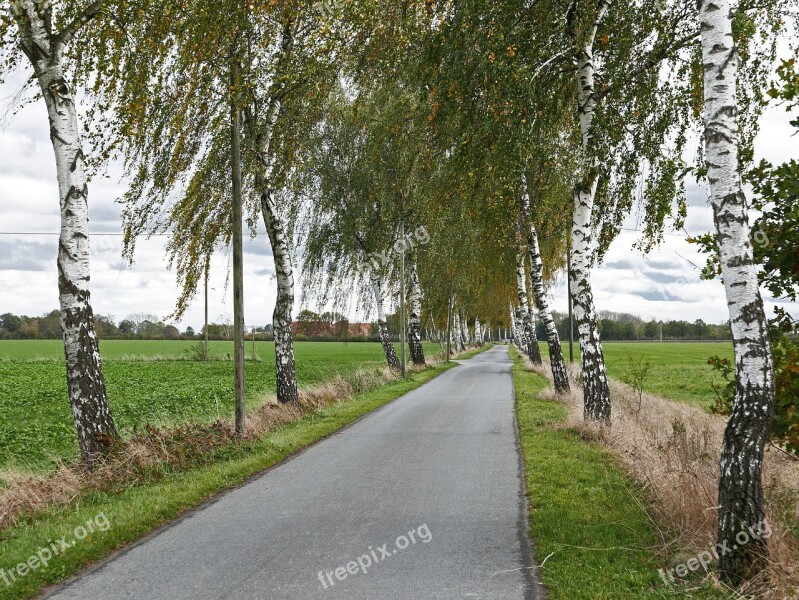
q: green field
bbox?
[0,341,442,471]
[551,341,735,408]
[0,339,446,362]
[0,339,729,471]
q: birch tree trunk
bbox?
[510,303,520,349]
[522,189,570,393]
[475,318,483,346]
[251,87,299,405]
[453,311,464,352]
[570,6,612,421]
[13,0,118,467]
[571,179,611,421]
[699,0,776,583]
[371,272,401,370]
[516,253,543,365]
[407,259,426,365]
[460,312,470,347]
[260,186,299,404]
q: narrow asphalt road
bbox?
[44,345,538,600]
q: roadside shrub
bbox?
[708,319,799,457]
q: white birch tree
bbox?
[110,3,343,403]
[698,0,776,583]
[2,0,119,466]
[407,256,426,365]
[516,252,544,365]
[521,182,570,393]
[370,271,401,371]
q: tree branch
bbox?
[531,49,571,85]
[587,0,611,49]
[596,30,698,102]
[57,0,104,47]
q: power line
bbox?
[620,227,698,238]
[0,232,170,236]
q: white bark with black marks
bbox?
[371,272,400,370]
[571,179,611,421]
[453,311,464,352]
[460,312,470,347]
[407,258,426,365]
[12,0,118,467]
[260,185,299,404]
[522,186,570,393]
[570,2,612,421]
[474,318,483,346]
[255,97,298,404]
[699,0,776,583]
[516,253,543,365]
[509,303,520,349]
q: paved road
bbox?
[44,346,538,600]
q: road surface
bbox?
[44,345,539,599]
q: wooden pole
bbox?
[446,285,453,362]
[400,223,407,377]
[231,52,246,437]
[204,264,209,361]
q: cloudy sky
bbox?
[0,66,796,332]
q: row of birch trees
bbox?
[1,0,795,586]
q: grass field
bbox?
[553,341,734,409]
[0,341,442,471]
[0,338,729,471]
[0,339,446,362]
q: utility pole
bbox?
[204,263,209,361]
[231,51,246,437]
[446,284,453,362]
[567,246,575,364]
[399,223,407,377]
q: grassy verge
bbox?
[512,349,725,599]
[0,355,476,600]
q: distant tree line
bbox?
[1,309,733,344]
[540,311,733,343]
[0,311,273,341]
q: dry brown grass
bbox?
[527,352,799,598]
[0,364,404,534]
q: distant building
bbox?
[345,322,373,337]
[290,320,374,338]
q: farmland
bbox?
[0,341,442,471]
[0,339,731,472]
[600,342,734,408]
[547,341,735,409]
